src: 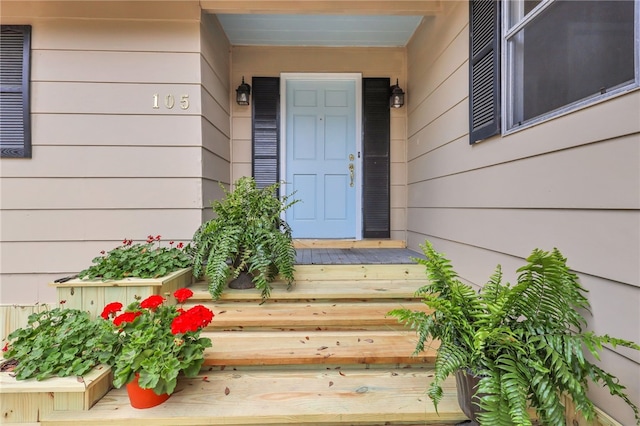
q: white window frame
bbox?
[501,0,640,135]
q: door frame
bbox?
[280,73,363,240]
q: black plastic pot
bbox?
[455,369,485,424]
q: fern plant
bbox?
[389,241,640,426]
[189,177,298,301]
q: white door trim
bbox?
[280,73,363,240]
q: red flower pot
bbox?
[126,373,170,409]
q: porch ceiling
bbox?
[202,1,442,47]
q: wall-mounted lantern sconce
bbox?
[236,76,251,105]
[389,78,405,109]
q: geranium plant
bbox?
[2,305,117,380]
[78,235,191,280]
[102,288,214,395]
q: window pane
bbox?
[507,0,636,128]
[507,0,543,29]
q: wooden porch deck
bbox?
[39,243,469,426]
[296,248,422,265]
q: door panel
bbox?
[286,79,356,238]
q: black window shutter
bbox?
[1,25,31,158]
[251,77,280,188]
[362,78,390,239]
[469,0,500,144]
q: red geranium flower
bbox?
[170,305,214,335]
[177,242,184,249]
[186,305,214,328]
[101,302,123,319]
[174,288,193,303]
[170,313,197,334]
[2,342,9,352]
[113,311,142,326]
[140,295,165,310]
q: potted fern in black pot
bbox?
[190,177,298,301]
[389,241,640,426]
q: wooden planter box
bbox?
[50,268,193,319]
[0,365,112,424]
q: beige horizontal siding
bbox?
[203,119,231,160]
[33,51,201,83]
[1,210,201,242]
[32,82,202,115]
[408,62,467,139]
[200,13,231,214]
[202,180,227,208]
[408,208,639,286]
[203,150,232,182]
[1,274,61,304]
[1,241,134,275]
[2,1,200,21]
[232,116,252,140]
[33,115,204,146]
[408,91,640,170]
[1,146,202,178]
[1,178,203,209]
[201,87,231,136]
[200,13,231,94]
[31,19,200,52]
[407,20,468,113]
[408,100,468,160]
[409,135,640,209]
[0,5,226,306]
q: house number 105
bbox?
[152,94,189,110]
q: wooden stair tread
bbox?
[204,330,438,366]
[292,264,426,281]
[41,368,466,426]
[190,280,425,301]
[203,301,429,330]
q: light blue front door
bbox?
[285,79,357,238]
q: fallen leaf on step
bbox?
[299,340,306,344]
[364,339,374,343]
[339,371,346,376]
[203,376,210,382]
[225,387,230,395]
[317,346,328,351]
[329,381,334,387]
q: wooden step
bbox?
[40,367,466,426]
[292,264,425,282]
[190,279,425,302]
[203,301,430,331]
[203,330,438,366]
[293,239,407,249]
